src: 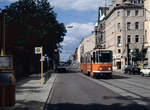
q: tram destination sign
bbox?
[0,56,12,69]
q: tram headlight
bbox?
[99,67,102,71]
[108,67,111,71]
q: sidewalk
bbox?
[113,69,124,74]
[7,72,57,110]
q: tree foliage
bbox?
[2,0,66,56]
[0,0,66,74]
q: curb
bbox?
[43,73,57,110]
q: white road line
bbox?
[79,73,148,106]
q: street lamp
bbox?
[66,25,74,28]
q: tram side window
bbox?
[80,56,83,64]
[93,52,96,64]
[96,51,99,63]
[87,55,89,64]
[89,54,91,63]
[84,56,86,64]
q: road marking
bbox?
[79,73,148,106]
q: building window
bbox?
[135,35,139,43]
[127,10,131,16]
[127,22,131,30]
[135,10,139,16]
[118,49,121,53]
[135,49,139,53]
[145,30,147,42]
[117,36,121,47]
[117,23,120,30]
[117,11,120,17]
[135,22,139,29]
[127,35,131,43]
[130,0,134,4]
[137,0,142,3]
[101,35,103,41]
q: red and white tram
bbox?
[80,49,113,78]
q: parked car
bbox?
[131,66,141,74]
[124,65,132,74]
[124,65,141,75]
[140,66,150,76]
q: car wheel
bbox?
[127,71,130,74]
[141,72,144,76]
[128,71,132,75]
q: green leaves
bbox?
[1,0,66,56]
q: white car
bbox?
[140,66,150,76]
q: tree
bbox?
[0,0,66,76]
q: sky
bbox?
[0,0,112,61]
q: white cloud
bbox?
[60,22,95,61]
[3,0,112,11]
[50,0,112,11]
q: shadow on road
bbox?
[112,75,129,79]
[103,95,150,104]
[46,103,148,110]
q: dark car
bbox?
[124,65,140,75]
[130,66,141,75]
[56,62,67,73]
[124,65,132,74]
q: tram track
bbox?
[115,79,150,91]
[79,73,150,106]
[100,79,150,101]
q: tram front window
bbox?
[98,51,112,63]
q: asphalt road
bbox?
[46,70,148,110]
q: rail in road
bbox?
[46,71,149,110]
[79,72,150,107]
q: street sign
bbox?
[35,47,42,54]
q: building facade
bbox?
[96,0,145,70]
[77,34,96,64]
[144,0,150,67]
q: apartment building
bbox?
[96,0,145,70]
[77,34,96,64]
[144,0,150,67]
[95,7,109,48]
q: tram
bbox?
[80,49,113,78]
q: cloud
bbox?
[50,0,112,11]
[60,22,95,61]
[2,0,112,11]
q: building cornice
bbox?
[104,4,144,20]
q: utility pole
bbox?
[127,43,130,65]
[1,11,5,56]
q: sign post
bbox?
[0,11,16,110]
[0,56,16,109]
[35,47,44,85]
